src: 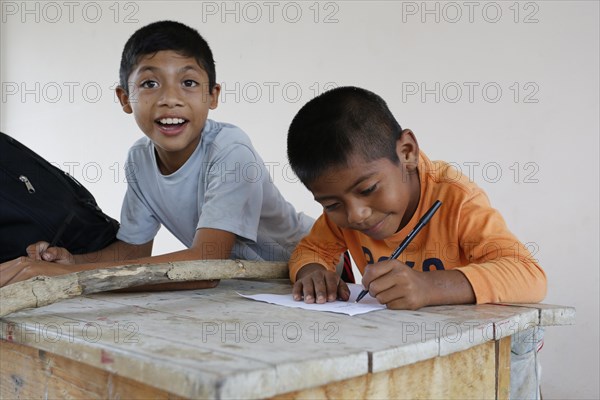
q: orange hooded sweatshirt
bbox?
[289,152,547,304]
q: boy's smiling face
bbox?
[117,50,220,174]
[307,131,421,240]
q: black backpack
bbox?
[0,132,119,262]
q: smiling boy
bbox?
[286,86,546,308]
[286,86,547,397]
[0,21,312,287]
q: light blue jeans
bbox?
[511,326,545,399]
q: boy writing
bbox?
[286,86,547,397]
[286,86,546,307]
[0,21,313,288]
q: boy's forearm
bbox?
[457,257,546,304]
[73,227,235,269]
[422,270,476,306]
[72,247,204,269]
[72,240,152,264]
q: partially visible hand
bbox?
[26,241,74,264]
[292,263,350,304]
[362,259,431,310]
[0,257,73,287]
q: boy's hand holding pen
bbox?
[356,201,442,305]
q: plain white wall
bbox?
[1,1,598,398]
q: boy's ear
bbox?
[396,129,419,171]
[208,83,221,110]
[115,86,133,114]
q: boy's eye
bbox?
[360,184,377,196]
[183,80,199,87]
[323,203,340,212]
[140,80,158,89]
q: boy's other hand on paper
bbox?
[293,263,350,304]
[26,241,74,264]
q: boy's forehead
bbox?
[309,156,390,189]
[133,50,205,72]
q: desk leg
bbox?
[496,335,511,400]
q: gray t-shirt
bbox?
[117,119,313,261]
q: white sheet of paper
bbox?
[238,283,386,316]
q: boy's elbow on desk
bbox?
[526,269,548,303]
[516,260,548,303]
[462,264,547,305]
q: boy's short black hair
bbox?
[119,20,216,93]
[287,86,403,185]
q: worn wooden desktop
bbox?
[0,279,574,399]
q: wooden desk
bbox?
[0,279,574,399]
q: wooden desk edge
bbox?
[493,303,576,326]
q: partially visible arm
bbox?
[2,228,236,289]
[120,227,236,291]
[27,239,153,265]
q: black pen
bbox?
[355,200,442,303]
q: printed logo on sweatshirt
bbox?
[362,246,445,271]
